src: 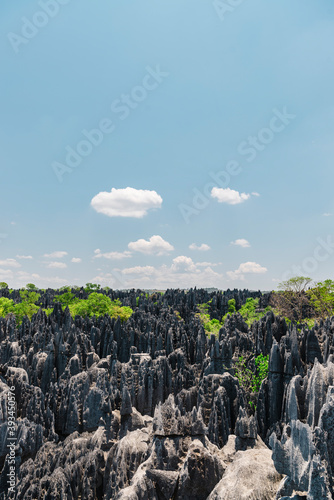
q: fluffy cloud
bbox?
[91,187,162,218]
[44,251,68,259]
[231,239,251,248]
[227,261,267,281]
[71,257,82,263]
[0,268,14,279]
[189,243,211,251]
[0,259,21,268]
[128,235,174,256]
[94,249,132,260]
[171,256,197,272]
[211,188,250,205]
[195,261,221,267]
[15,271,67,287]
[16,255,33,260]
[121,266,156,275]
[46,261,67,269]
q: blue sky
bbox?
[1,0,334,290]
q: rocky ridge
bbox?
[0,288,333,499]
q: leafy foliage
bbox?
[227,298,236,314]
[270,276,312,322]
[223,298,271,327]
[196,302,222,337]
[234,354,269,409]
[26,283,38,290]
[307,280,334,319]
[20,290,41,305]
[84,283,100,293]
[0,282,9,289]
[53,291,78,308]
[0,297,15,317]
[67,293,133,322]
[0,296,40,324]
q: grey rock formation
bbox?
[0,287,333,498]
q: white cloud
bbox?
[44,251,68,259]
[16,255,33,260]
[0,259,21,268]
[231,239,251,248]
[128,235,174,256]
[122,266,156,275]
[71,257,82,263]
[91,187,162,218]
[0,268,14,279]
[171,256,197,272]
[94,250,132,260]
[46,261,67,269]
[195,261,221,267]
[94,261,223,289]
[211,187,251,205]
[237,262,267,274]
[322,213,332,217]
[189,243,211,251]
[227,261,267,281]
[251,192,260,197]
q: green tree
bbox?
[307,280,334,319]
[227,298,236,314]
[54,291,78,308]
[26,283,37,290]
[20,290,40,305]
[68,293,132,322]
[271,276,312,322]
[0,282,8,289]
[0,297,15,316]
[84,283,100,293]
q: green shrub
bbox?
[26,283,38,290]
[234,354,269,394]
[0,297,15,316]
[53,291,78,308]
[228,298,236,314]
[68,293,132,322]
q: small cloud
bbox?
[211,187,251,205]
[128,235,174,256]
[251,192,260,197]
[195,261,221,267]
[16,255,33,260]
[322,213,332,217]
[189,243,211,251]
[227,261,267,281]
[94,250,132,260]
[91,187,163,218]
[231,239,251,248]
[171,256,197,272]
[0,258,21,268]
[71,257,82,263]
[122,266,156,275]
[0,268,14,279]
[10,222,16,225]
[44,251,68,259]
[46,261,67,269]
